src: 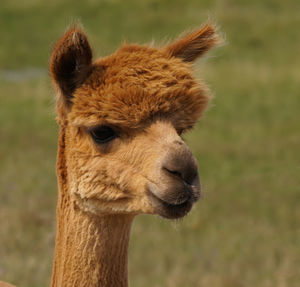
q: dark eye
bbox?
[89,126,117,144]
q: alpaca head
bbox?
[50,24,219,219]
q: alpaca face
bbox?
[65,119,200,219]
[50,25,219,218]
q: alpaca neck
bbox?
[51,128,133,287]
[51,208,133,287]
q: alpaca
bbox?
[2,23,219,287]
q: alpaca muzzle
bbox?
[147,141,201,219]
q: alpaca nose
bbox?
[162,143,200,188]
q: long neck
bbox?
[51,127,133,287]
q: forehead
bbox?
[69,45,209,130]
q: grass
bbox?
[0,0,299,286]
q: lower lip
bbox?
[148,191,193,219]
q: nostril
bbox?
[163,167,182,179]
[163,165,198,187]
[163,166,194,186]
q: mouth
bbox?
[149,192,193,219]
[147,184,199,219]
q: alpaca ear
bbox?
[50,27,93,105]
[164,23,220,62]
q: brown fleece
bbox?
[47,23,220,287]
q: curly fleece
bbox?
[69,44,209,132]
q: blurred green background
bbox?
[0,0,299,286]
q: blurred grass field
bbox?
[0,0,299,286]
